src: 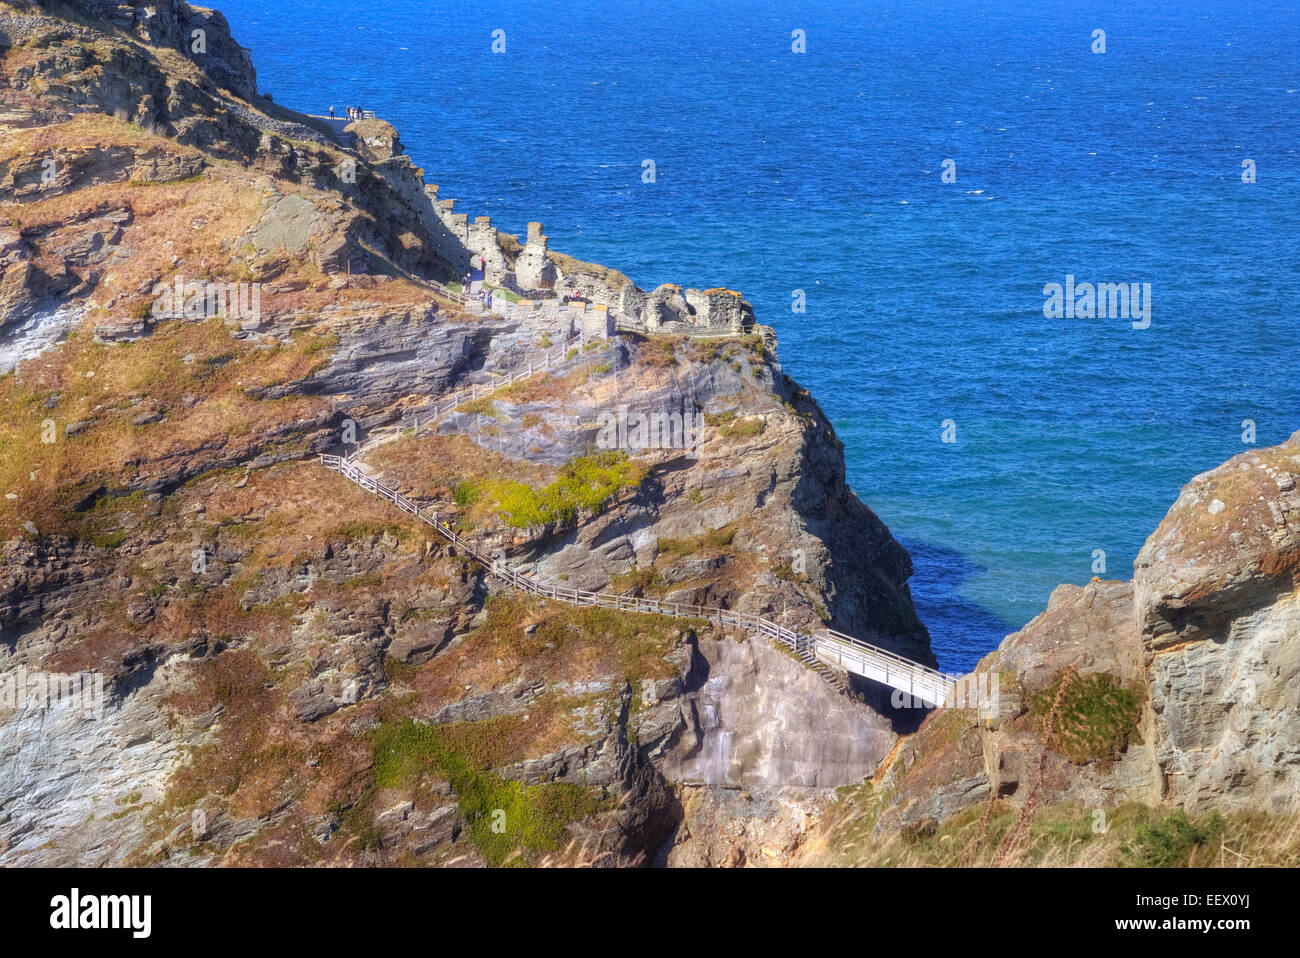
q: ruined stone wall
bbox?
[338,113,759,329]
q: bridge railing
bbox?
[820,627,956,686]
[320,455,957,699]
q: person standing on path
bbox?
[329,105,335,118]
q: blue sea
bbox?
[219,0,1300,672]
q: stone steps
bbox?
[799,650,852,697]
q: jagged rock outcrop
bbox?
[76,0,259,101]
[1135,434,1300,812]
[865,431,1300,838]
[664,785,824,866]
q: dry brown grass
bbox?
[367,432,555,519]
[417,692,595,767]
[387,593,685,723]
[7,159,263,306]
[154,645,379,841]
[2,112,437,319]
[802,788,1300,868]
[0,316,337,532]
[0,112,163,165]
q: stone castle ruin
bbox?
[355,118,762,340]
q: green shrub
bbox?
[488,452,642,529]
[371,719,602,865]
[705,408,763,440]
[703,525,736,549]
[656,537,694,557]
[452,481,480,507]
[1124,810,1226,867]
[456,397,501,421]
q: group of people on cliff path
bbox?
[328,105,367,120]
[459,270,494,309]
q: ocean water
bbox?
[218,0,1300,672]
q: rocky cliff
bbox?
[0,0,929,866]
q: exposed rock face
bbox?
[0,653,193,866]
[76,0,259,101]
[1135,435,1300,813]
[661,635,895,788]
[0,145,206,201]
[663,785,824,867]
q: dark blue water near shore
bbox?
[219,0,1300,672]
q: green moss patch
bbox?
[372,718,603,865]
[486,452,644,529]
[1031,670,1143,765]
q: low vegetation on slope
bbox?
[0,317,336,534]
[484,452,646,529]
[807,786,1300,868]
[1029,670,1144,765]
[371,718,606,866]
